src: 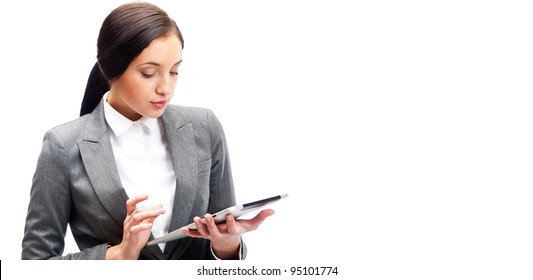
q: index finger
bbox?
[126,194,149,215]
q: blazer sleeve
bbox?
[205,110,247,259]
[206,109,236,214]
[21,129,107,260]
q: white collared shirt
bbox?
[103,95,176,252]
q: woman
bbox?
[21,2,273,260]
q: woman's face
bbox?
[108,34,183,121]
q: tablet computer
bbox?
[147,193,288,245]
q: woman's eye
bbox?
[142,73,156,78]
[170,71,179,76]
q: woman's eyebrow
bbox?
[138,60,183,67]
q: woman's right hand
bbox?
[105,194,165,260]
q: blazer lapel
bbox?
[159,108,199,257]
[77,100,169,259]
[77,101,129,227]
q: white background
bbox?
[1,0,533,279]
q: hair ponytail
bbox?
[80,62,109,116]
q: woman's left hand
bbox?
[180,209,275,259]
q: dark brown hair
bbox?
[80,2,184,116]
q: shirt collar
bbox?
[103,93,159,137]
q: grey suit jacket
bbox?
[21,100,245,259]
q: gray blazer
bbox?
[21,100,245,259]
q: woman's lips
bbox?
[151,100,167,109]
